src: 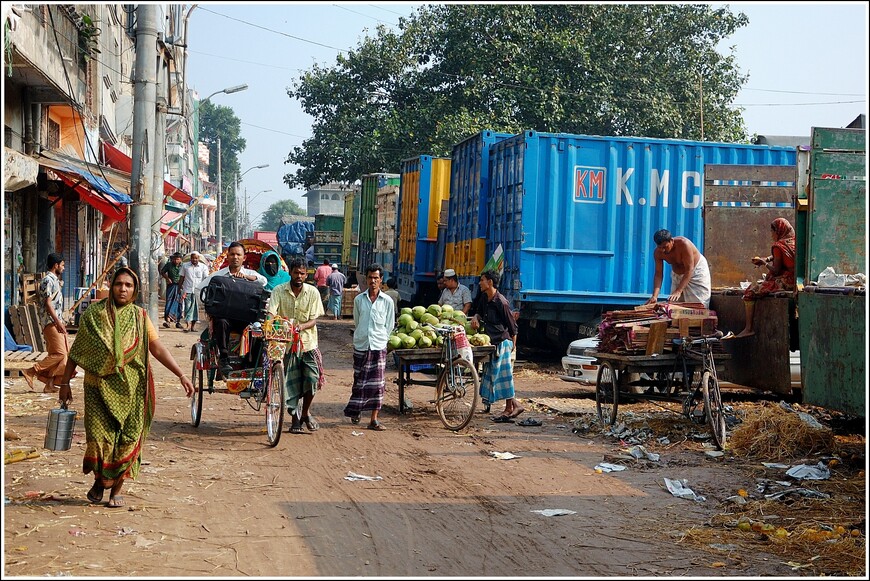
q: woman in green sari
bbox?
[57,267,194,508]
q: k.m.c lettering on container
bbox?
[573,165,606,203]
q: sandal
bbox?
[302,415,319,431]
[491,415,514,423]
[518,417,542,427]
[367,421,386,431]
[349,415,360,425]
[86,482,105,504]
[289,416,305,434]
[106,495,126,508]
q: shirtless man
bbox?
[645,229,711,307]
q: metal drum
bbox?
[44,403,77,451]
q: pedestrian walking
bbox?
[160,252,184,327]
[57,267,194,508]
[22,253,68,393]
[179,251,209,333]
[343,264,395,430]
[325,263,347,320]
[268,258,325,434]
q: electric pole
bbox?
[129,4,158,315]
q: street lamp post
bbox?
[245,188,272,238]
[196,84,248,252]
[234,164,269,239]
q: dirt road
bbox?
[3,318,864,577]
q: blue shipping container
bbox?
[446,130,513,291]
[396,155,451,303]
[488,131,797,311]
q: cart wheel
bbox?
[190,358,204,427]
[702,371,726,450]
[436,358,479,431]
[596,362,619,425]
[265,362,285,447]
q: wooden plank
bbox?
[24,304,46,352]
[710,294,794,394]
[9,306,29,347]
[645,321,668,356]
[703,185,795,204]
[3,351,48,371]
[704,164,796,183]
[704,206,797,288]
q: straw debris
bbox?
[729,403,835,460]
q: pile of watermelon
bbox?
[387,304,490,351]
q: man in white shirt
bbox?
[438,268,472,314]
[179,251,210,333]
[343,264,395,430]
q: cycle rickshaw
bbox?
[188,239,293,447]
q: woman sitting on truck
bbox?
[735,217,796,338]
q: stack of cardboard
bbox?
[597,302,718,354]
[341,286,360,318]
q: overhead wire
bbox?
[194,5,865,109]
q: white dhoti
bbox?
[671,255,711,307]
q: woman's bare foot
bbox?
[735,329,755,338]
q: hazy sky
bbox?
[185,1,868,227]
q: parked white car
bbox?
[559,336,600,384]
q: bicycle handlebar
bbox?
[672,329,723,347]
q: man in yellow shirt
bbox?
[268,257,325,434]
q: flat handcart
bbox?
[589,334,730,449]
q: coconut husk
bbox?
[729,404,835,461]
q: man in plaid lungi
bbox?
[268,257,325,434]
[470,269,521,422]
[344,263,395,430]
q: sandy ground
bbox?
[3,317,865,578]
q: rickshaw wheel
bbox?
[265,361,285,447]
[596,362,619,426]
[702,371,726,450]
[190,358,204,427]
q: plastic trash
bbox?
[785,462,831,480]
[345,471,383,482]
[817,266,847,287]
[762,462,790,469]
[626,445,660,461]
[663,478,706,502]
[530,509,577,517]
[489,451,521,460]
[594,463,627,473]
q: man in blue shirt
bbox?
[343,263,395,430]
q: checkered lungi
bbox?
[343,349,386,418]
[283,348,324,414]
[183,294,199,322]
[480,339,515,404]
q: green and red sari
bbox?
[69,295,155,485]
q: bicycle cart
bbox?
[189,315,296,448]
[393,325,496,431]
[590,334,730,449]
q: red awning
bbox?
[45,166,127,230]
[102,141,193,204]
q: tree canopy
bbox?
[198,100,246,236]
[256,199,307,232]
[285,3,749,188]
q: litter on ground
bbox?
[663,478,706,502]
[531,509,577,517]
[345,471,383,482]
